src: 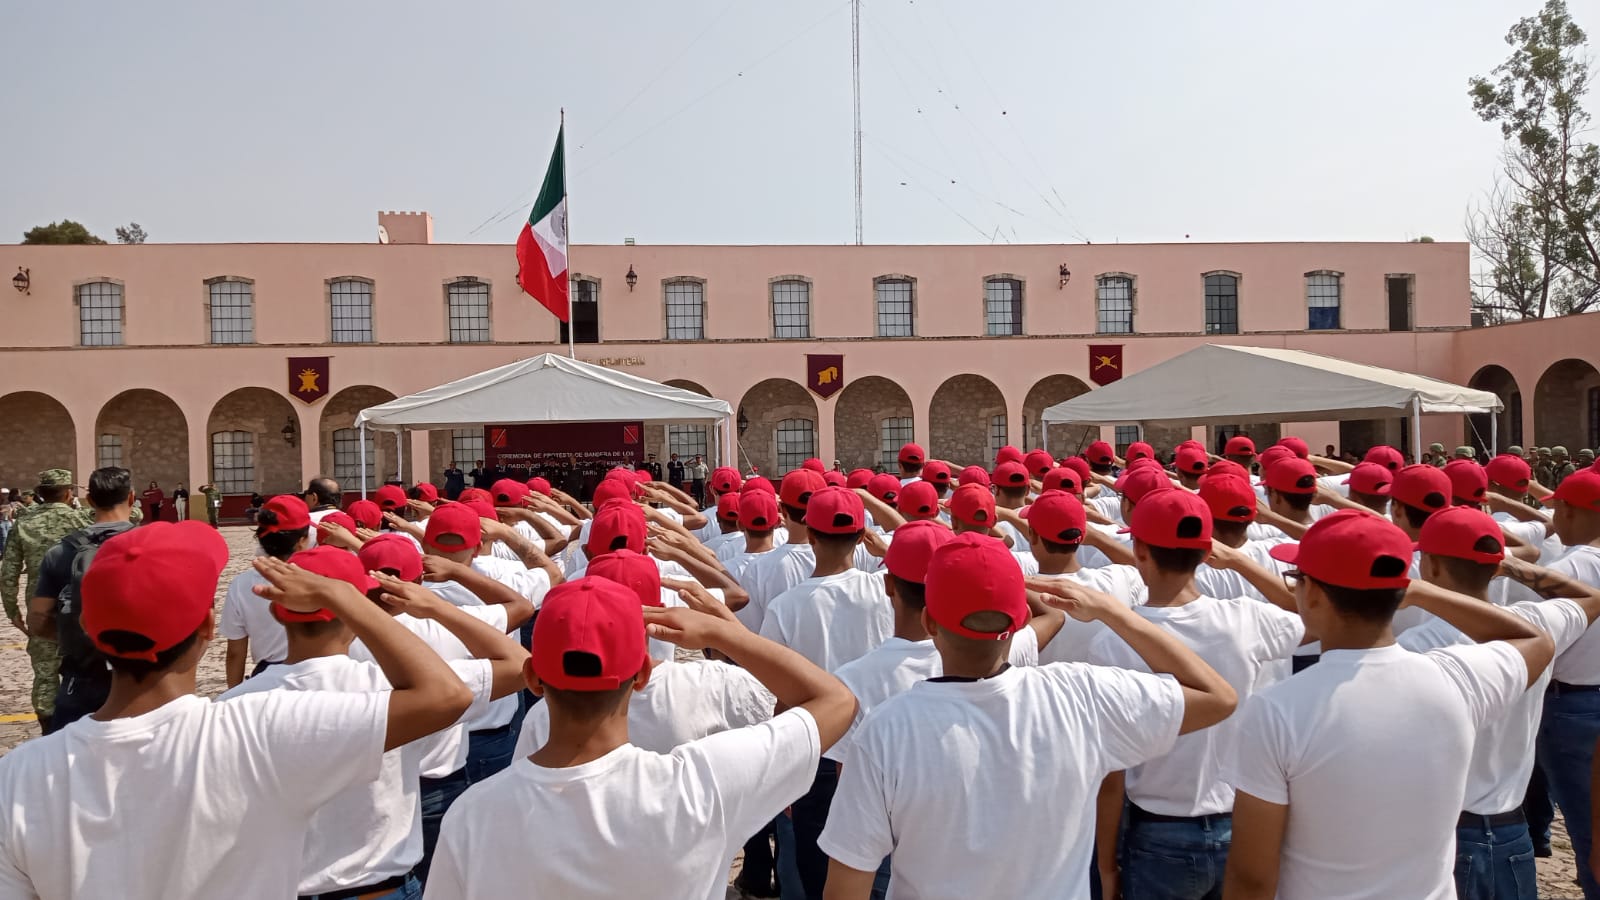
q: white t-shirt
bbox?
[1545,545,1600,684]
[1224,642,1528,900]
[1033,567,1147,664]
[473,554,553,608]
[739,543,816,633]
[1089,596,1304,816]
[1316,474,1351,498]
[759,569,892,673]
[428,709,822,900]
[1400,598,1586,815]
[514,657,774,759]
[0,692,386,899]
[1192,538,1293,608]
[217,566,289,667]
[218,655,493,893]
[818,665,1183,899]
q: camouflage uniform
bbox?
[0,470,93,723]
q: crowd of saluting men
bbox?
[6,431,1600,900]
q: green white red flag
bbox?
[516,125,569,322]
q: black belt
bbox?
[1549,681,1600,696]
[1126,802,1231,828]
[469,720,515,738]
[1458,809,1525,829]
[298,873,408,900]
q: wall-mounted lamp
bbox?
[12,268,29,295]
[737,408,749,435]
[281,418,298,447]
[625,265,638,292]
[1058,264,1071,289]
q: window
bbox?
[879,417,914,469]
[96,434,123,469]
[1509,391,1524,448]
[561,277,600,344]
[665,280,705,340]
[1096,275,1134,334]
[772,280,811,338]
[211,431,255,494]
[988,415,1008,462]
[330,278,374,343]
[1204,273,1239,335]
[208,279,255,344]
[77,281,123,346]
[1307,272,1342,330]
[985,278,1022,336]
[333,427,376,490]
[451,429,485,468]
[447,279,491,343]
[775,418,817,473]
[875,278,914,337]
[1386,275,1413,332]
[1590,388,1600,450]
[667,425,709,462]
[1114,426,1142,454]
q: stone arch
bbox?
[1467,365,1522,455]
[1022,375,1095,455]
[930,374,1007,467]
[206,387,301,496]
[1535,358,1600,452]
[834,376,915,471]
[320,386,401,490]
[0,392,76,495]
[737,379,817,476]
[647,380,717,464]
[95,390,190,513]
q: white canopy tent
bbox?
[1040,344,1505,460]
[353,353,734,495]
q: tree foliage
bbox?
[1467,0,1600,321]
[21,220,106,245]
[114,222,148,244]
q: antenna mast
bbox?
[852,0,863,245]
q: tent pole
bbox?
[359,423,369,500]
[1411,396,1422,464]
[396,428,405,486]
[1491,411,1498,457]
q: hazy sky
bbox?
[5,0,1586,246]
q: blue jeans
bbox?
[1120,812,1230,900]
[1538,687,1600,899]
[300,873,420,900]
[417,767,469,887]
[1453,817,1536,900]
[789,759,839,899]
[466,722,516,784]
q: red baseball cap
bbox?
[899,442,926,465]
[1363,446,1404,471]
[585,499,647,558]
[1485,454,1532,491]
[1270,509,1413,590]
[346,499,382,531]
[898,480,940,519]
[274,546,379,623]
[358,533,423,582]
[950,482,997,528]
[459,497,496,522]
[802,458,826,473]
[1256,445,1295,472]
[1177,439,1206,454]
[591,478,634,508]
[588,549,664,609]
[1545,469,1600,512]
[921,460,952,486]
[259,495,312,535]
[925,533,1027,640]
[741,476,776,496]
[531,576,648,691]
[1207,459,1251,481]
[1198,473,1257,523]
[1444,460,1489,504]
[1278,436,1310,459]
[995,445,1025,466]
[491,479,530,507]
[1418,506,1506,565]
[711,467,743,494]
[1023,449,1055,477]
[779,469,826,511]
[884,520,955,583]
[958,466,991,488]
[1223,436,1256,457]
[738,490,780,530]
[374,484,407,511]
[413,482,440,503]
[1084,441,1115,466]
[1114,466,1172,504]
[1262,458,1318,495]
[1123,488,1213,550]
[81,522,229,662]
[1020,491,1087,545]
[1126,441,1155,463]
[1389,464,1452,513]
[526,476,553,496]
[458,487,493,505]
[992,461,1030,490]
[1041,467,1081,495]
[715,493,740,522]
[1344,462,1393,497]
[822,471,846,487]
[316,511,357,544]
[1062,457,1092,485]
[1175,445,1209,475]
[807,486,867,535]
[846,468,875,490]
[424,503,482,552]
[867,472,902,504]
[632,469,653,486]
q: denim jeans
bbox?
[774,809,806,900]
[466,723,517,784]
[416,768,470,887]
[1539,687,1600,899]
[789,759,840,899]
[299,873,421,900]
[1453,817,1536,900]
[1522,761,1554,852]
[1119,813,1231,900]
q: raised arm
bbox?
[1307,454,1354,475]
[854,488,906,532]
[421,555,534,630]
[480,518,564,587]
[1401,579,1553,688]
[372,572,531,701]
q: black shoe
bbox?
[1535,844,1553,858]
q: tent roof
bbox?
[355,353,732,431]
[1041,344,1503,427]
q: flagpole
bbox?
[563,108,575,360]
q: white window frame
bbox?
[211,431,256,494]
[206,277,255,345]
[984,277,1023,336]
[447,278,492,343]
[879,416,913,469]
[775,418,817,473]
[76,280,124,347]
[332,427,376,490]
[874,276,915,337]
[451,429,485,468]
[664,278,706,341]
[1306,271,1343,331]
[1096,274,1135,335]
[667,424,709,462]
[329,277,375,343]
[96,433,124,469]
[771,278,812,339]
[988,414,1009,462]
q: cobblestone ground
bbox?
[0,527,1588,896]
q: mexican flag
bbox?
[516,125,569,322]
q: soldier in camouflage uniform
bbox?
[0,469,93,730]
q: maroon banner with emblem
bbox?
[484,421,645,472]
[807,354,845,400]
[1088,345,1124,386]
[288,356,330,404]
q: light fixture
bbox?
[12,268,29,295]
[737,408,749,435]
[625,265,638,292]
[281,418,297,447]
[1058,264,1071,289]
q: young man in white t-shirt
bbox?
[896,442,925,486]
[426,576,856,900]
[819,532,1239,900]
[0,522,472,899]
[739,469,827,633]
[1222,510,1554,900]
[1012,490,1147,663]
[219,494,311,687]
[1088,488,1304,900]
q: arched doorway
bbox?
[320,386,401,491]
[737,379,817,476]
[1535,358,1600,452]
[0,392,76,494]
[1466,365,1522,455]
[1023,375,1095,455]
[649,379,716,469]
[206,387,300,498]
[833,376,915,471]
[929,374,1006,467]
[96,390,190,515]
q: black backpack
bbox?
[55,525,132,679]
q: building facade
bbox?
[0,210,1595,510]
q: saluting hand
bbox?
[1026,576,1123,623]
[252,557,360,613]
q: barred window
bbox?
[333,427,376,490]
[77,281,124,346]
[665,280,705,340]
[330,279,374,343]
[875,279,914,337]
[561,278,600,344]
[879,417,914,470]
[1204,273,1239,335]
[452,429,485,467]
[1096,276,1134,334]
[668,424,709,462]
[96,434,123,469]
[1307,272,1342,330]
[988,414,1008,462]
[211,431,255,494]
[1114,426,1142,454]
[208,279,255,344]
[448,280,491,343]
[772,280,811,339]
[776,418,817,473]
[985,278,1022,336]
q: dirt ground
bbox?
[0,526,1589,896]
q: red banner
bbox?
[1088,344,1124,386]
[807,354,845,400]
[288,356,330,404]
[483,422,644,472]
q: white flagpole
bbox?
[563,108,575,360]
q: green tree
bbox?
[1467,0,1599,320]
[114,222,147,244]
[21,220,106,245]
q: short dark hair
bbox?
[103,628,203,682]
[781,502,808,525]
[1212,520,1250,544]
[542,677,637,722]
[1090,463,1114,476]
[1038,536,1082,555]
[36,484,71,504]
[890,575,927,609]
[88,467,132,510]
[1309,575,1405,624]
[255,507,309,559]
[1401,502,1434,531]
[996,486,1028,503]
[1276,490,1314,512]
[1430,553,1501,595]
[812,529,865,552]
[1146,543,1208,575]
[275,615,347,639]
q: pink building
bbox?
[0,210,1594,512]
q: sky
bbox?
[3,0,1588,247]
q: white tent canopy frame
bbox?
[353,353,734,496]
[1039,344,1505,462]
